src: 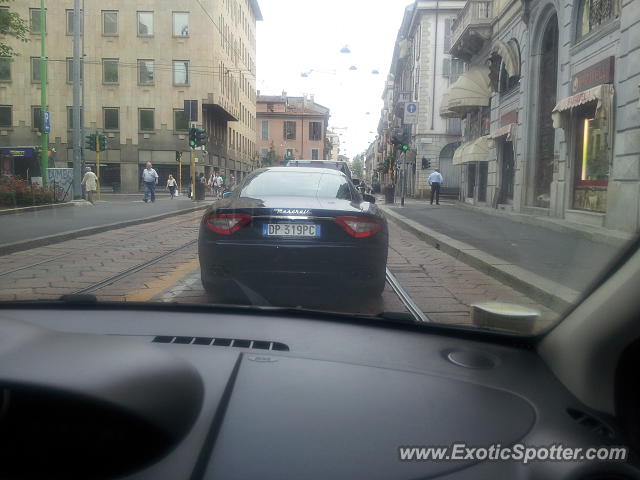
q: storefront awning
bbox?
[452,136,492,165]
[551,84,614,129]
[490,40,520,78]
[446,66,492,115]
[490,123,516,140]
[439,92,460,118]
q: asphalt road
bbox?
[390,203,622,291]
[0,196,209,246]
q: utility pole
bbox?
[72,0,82,198]
[39,0,48,185]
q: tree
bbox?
[262,143,278,166]
[0,1,29,58]
[350,153,364,178]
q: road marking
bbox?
[125,257,200,302]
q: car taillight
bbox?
[335,216,382,238]
[204,213,251,235]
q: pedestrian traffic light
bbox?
[176,151,182,162]
[98,134,107,152]
[85,133,96,151]
[188,127,197,148]
[195,128,207,147]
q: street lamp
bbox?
[340,45,351,53]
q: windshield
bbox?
[241,170,353,200]
[0,0,637,337]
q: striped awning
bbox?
[446,66,492,115]
[452,136,492,165]
[551,84,614,129]
[490,123,516,140]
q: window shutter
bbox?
[442,58,451,76]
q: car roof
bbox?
[258,166,346,176]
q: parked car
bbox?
[199,167,387,303]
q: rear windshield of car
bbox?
[241,171,353,200]
[287,161,350,176]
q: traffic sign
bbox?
[404,103,418,124]
[43,111,51,134]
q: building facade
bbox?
[256,92,330,163]
[326,130,341,161]
[0,0,261,192]
[440,0,640,233]
[380,1,466,199]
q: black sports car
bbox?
[198,167,388,304]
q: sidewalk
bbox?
[379,198,628,311]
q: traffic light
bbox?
[188,127,197,148]
[402,144,409,151]
[195,128,207,147]
[98,134,107,152]
[84,133,96,151]
[421,157,431,169]
[176,151,182,162]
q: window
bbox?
[174,109,188,131]
[285,148,294,160]
[261,120,268,140]
[102,11,118,35]
[31,57,44,83]
[139,109,155,131]
[138,60,154,85]
[66,9,83,35]
[309,122,322,141]
[0,58,11,82]
[173,12,189,37]
[283,121,296,140]
[577,0,620,40]
[104,108,119,130]
[173,60,189,86]
[29,8,45,34]
[32,106,42,131]
[137,11,153,36]
[66,58,83,83]
[443,18,453,52]
[572,103,610,212]
[67,107,84,130]
[102,59,118,84]
[311,148,319,160]
[260,148,268,159]
[0,105,11,127]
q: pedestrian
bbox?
[142,161,159,203]
[167,174,177,199]
[215,173,224,198]
[207,172,215,197]
[197,172,207,200]
[81,166,98,205]
[427,168,443,205]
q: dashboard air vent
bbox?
[567,408,615,438]
[152,336,289,352]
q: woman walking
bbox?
[167,174,177,199]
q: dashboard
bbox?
[0,304,637,480]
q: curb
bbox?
[0,201,74,217]
[0,203,210,257]
[380,205,581,313]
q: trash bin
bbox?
[384,185,395,204]
[195,181,206,200]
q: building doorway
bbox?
[533,13,558,208]
[499,141,515,203]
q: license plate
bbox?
[263,223,321,237]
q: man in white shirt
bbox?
[427,169,444,205]
[80,167,98,205]
[214,174,224,198]
[141,161,159,203]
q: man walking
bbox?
[142,161,159,203]
[427,168,443,205]
[81,167,98,205]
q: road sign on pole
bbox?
[43,111,51,134]
[404,103,418,124]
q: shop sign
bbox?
[571,57,615,94]
[0,148,34,157]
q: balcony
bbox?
[450,1,493,62]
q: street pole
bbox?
[179,155,182,194]
[72,0,82,198]
[401,150,407,206]
[39,0,48,185]
[96,134,100,201]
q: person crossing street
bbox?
[427,168,443,205]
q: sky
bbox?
[256,0,411,159]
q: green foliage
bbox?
[0,177,63,207]
[0,1,30,58]
[350,153,364,178]
[262,144,278,166]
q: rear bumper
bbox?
[199,238,387,291]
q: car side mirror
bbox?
[363,193,376,204]
[222,191,233,198]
